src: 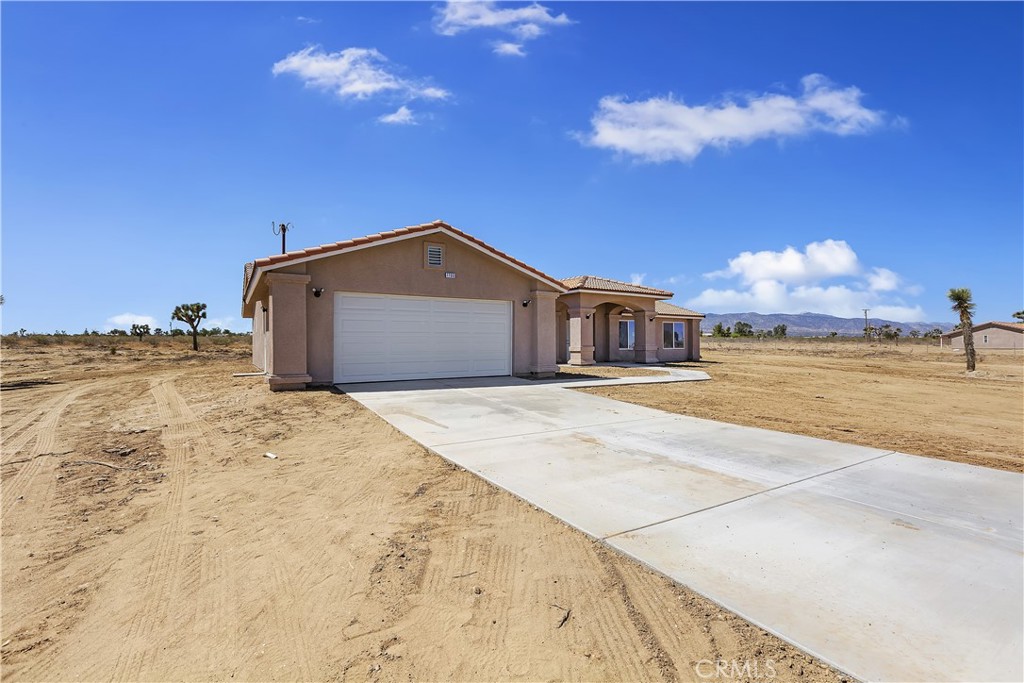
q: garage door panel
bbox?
[334,293,511,383]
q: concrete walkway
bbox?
[340,373,1023,683]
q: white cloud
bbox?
[205,316,237,330]
[658,274,691,287]
[686,240,926,321]
[434,1,571,53]
[296,16,321,25]
[580,74,896,163]
[493,41,526,57]
[272,46,449,102]
[105,313,157,332]
[378,105,417,125]
[707,239,860,285]
[866,266,899,291]
[629,272,647,285]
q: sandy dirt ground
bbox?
[582,339,1023,473]
[2,341,848,682]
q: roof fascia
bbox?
[245,226,566,304]
[442,230,567,292]
[562,288,670,299]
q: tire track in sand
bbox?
[0,387,71,455]
[269,558,315,680]
[1,383,98,518]
[109,377,200,681]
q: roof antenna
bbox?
[273,222,293,254]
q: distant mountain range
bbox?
[699,312,955,337]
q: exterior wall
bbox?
[656,317,702,362]
[555,305,569,364]
[295,233,558,384]
[251,298,268,371]
[607,312,627,362]
[266,272,312,390]
[598,312,703,363]
[948,327,1023,350]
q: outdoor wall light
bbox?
[585,313,592,319]
[522,299,531,308]
[312,287,325,298]
[649,316,656,322]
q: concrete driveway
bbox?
[340,372,1023,683]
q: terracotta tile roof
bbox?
[655,301,704,318]
[243,261,254,293]
[560,275,673,298]
[941,321,1024,336]
[245,220,566,299]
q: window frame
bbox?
[663,321,685,349]
[618,319,635,350]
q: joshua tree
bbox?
[947,288,976,371]
[130,323,151,341]
[1013,310,1024,322]
[171,302,207,351]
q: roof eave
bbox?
[562,287,673,299]
[241,222,567,308]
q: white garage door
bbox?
[334,293,512,383]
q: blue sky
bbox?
[2,1,1021,333]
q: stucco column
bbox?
[530,290,559,377]
[266,272,312,391]
[689,319,702,361]
[568,306,595,365]
[633,310,659,364]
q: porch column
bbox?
[530,289,559,377]
[633,310,659,364]
[689,319,702,361]
[568,306,595,365]
[266,272,312,391]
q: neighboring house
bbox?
[242,220,703,389]
[941,322,1024,351]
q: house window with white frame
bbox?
[663,321,685,348]
[618,320,635,350]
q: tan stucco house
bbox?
[941,321,1024,351]
[242,220,703,390]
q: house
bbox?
[242,220,703,389]
[941,322,1024,351]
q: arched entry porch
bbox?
[558,292,660,365]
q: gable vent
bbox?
[426,244,444,268]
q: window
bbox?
[425,243,444,268]
[663,322,685,348]
[618,320,635,350]
[983,334,989,344]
